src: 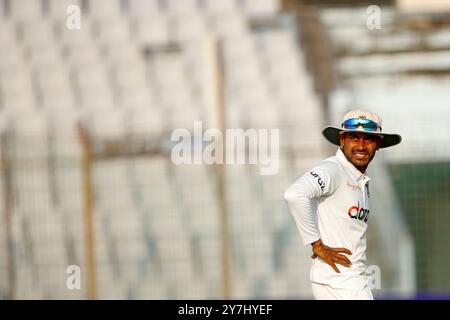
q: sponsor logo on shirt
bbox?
[310,171,325,191]
[348,202,370,222]
[346,181,361,191]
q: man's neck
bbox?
[356,166,367,174]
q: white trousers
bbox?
[311,283,374,300]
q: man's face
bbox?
[339,131,381,173]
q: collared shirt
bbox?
[284,148,371,290]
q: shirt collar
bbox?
[336,148,370,183]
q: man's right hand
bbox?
[311,239,352,273]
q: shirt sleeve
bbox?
[283,160,341,246]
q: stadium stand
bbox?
[0,0,325,299]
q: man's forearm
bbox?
[284,182,321,246]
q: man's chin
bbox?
[351,158,369,168]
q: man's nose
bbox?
[356,138,366,149]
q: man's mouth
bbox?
[353,151,368,160]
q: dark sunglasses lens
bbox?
[364,123,378,131]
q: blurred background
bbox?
[0,0,449,299]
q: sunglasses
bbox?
[341,118,381,132]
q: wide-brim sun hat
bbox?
[322,110,402,148]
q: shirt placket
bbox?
[359,175,370,210]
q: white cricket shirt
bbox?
[284,148,371,290]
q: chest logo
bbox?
[347,181,361,191]
[348,202,370,222]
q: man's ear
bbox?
[377,135,383,150]
[338,133,344,147]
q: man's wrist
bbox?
[311,239,323,252]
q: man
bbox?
[284,110,402,300]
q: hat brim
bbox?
[322,126,402,148]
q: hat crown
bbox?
[342,110,383,129]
